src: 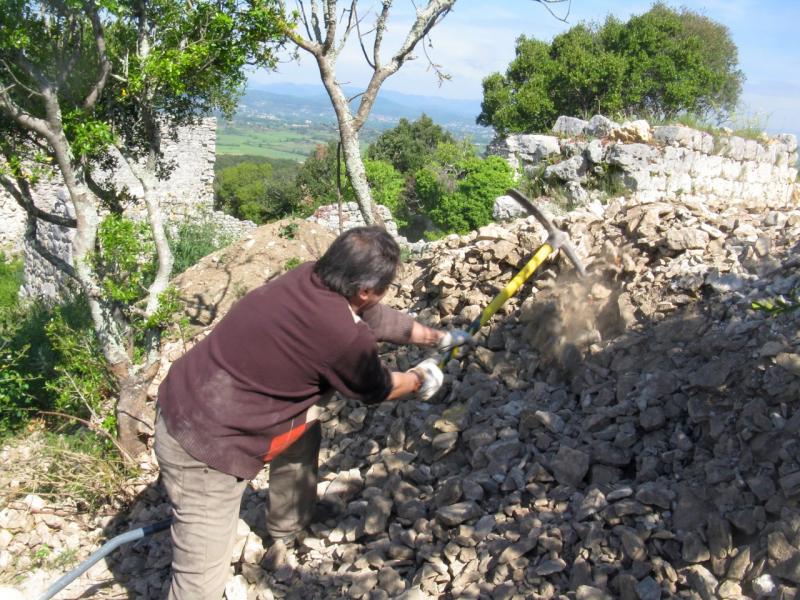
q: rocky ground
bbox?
[2,185,800,599]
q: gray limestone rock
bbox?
[551,446,590,487]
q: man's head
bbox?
[314,226,400,309]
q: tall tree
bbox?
[0,0,285,458]
[276,0,457,225]
[478,3,744,134]
[367,114,454,174]
[276,1,566,224]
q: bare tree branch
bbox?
[23,210,81,282]
[82,0,113,110]
[353,0,456,131]
[321,0,337,54]
[373,0,391,69]
[333,0,358,58]
[353,3,376,69]
[0,59,44,98]
[0,85,54,141]
[534,0,572,23]
[0,172,77,227]
[309,0,324,44]
[296,0,315,41]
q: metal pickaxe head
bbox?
[506,188,586,277]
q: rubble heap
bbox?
[2,184,800,599]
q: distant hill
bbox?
[217,83,495,160]
[233,83,493,144]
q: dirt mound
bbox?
[172,219,336,327]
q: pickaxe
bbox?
[441,188,586,366]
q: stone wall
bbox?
[488,116,798,210]
[0,118,255,299]
[307,201,425,252]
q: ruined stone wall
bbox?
[488,116,798,211]
[0,118,255,299]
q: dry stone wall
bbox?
[488,116,798,211]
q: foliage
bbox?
[168,218,234,275]
[0,253,23,309]
[279,222,299,240]
[4,429,134,511]
[751,286,800,316]
[100,0,289,162]
[367,115,455,174]
[44,304,117,432]
[214,156,302,223]
[0,337,35,434]
[93,215,156,304]
[293,142,407,222]
[284,257,302,271]
[0,281,114,435]
[413,142,514,235]
[294,141,343,212]
[363,159,406,226]
[478,3,743,134]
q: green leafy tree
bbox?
[215,162,275,222]
[367,115,455,174]
[215,155,302,224]
[478,3,744,134]
[362,159,405,226]
[294,142,405,224]
[414,142,513,234]
[0,0,285,458]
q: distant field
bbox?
[217,123,336,160]
[216,120,487,161]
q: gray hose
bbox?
[37,518,172,600]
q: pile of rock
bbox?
[3,182,800,599]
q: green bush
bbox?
[0,253,23,309]
[0,338,35,433]
[169,218,234,275]
[44,302,117,432]
[413,143,514,235]
[0,287,115,435]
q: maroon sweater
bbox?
[158,262,413,479]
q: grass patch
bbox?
[1,427,135,512]
[217,123,336,161]
[0,253,23,309]
[168,217,235,275]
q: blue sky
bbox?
[250,1,799,138]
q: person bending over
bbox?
[155,226,470,599]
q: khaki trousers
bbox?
[155,411,321,600]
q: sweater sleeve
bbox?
[360,303,414,344]
[322,325,393,404]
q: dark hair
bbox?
[314,226,400,297]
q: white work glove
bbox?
[438,329,473,353]
[410,358,444,401]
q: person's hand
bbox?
[438,329,473,353]
[409,358,444,401]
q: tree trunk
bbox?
[317,58,383,227]
[114,362,159,460]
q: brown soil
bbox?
[172,219,337,327]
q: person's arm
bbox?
[386,370,422,400]
[409,321,445,347]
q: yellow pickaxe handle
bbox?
[440,241,555,367]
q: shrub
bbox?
[44,301,117,432]
[0,253,23,309]
[414,143,514,235]
[169,217,234,275]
